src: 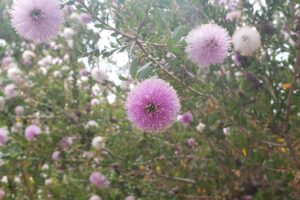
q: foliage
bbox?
[0,0,300,199]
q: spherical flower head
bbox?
[7,67,23,83]
[215,0,239,10]
[1,56,13,67]
[91,67,107,82]
[1,56,14,70]
[125,196,136,200]
[80,68,89,77]
[92,136,105,150]
[51,151,60,161]
[90,98,100,107]
[22,50,36,65]
[126,78,180,133]
[11,0,64,43]
[196,121,206,132]
[25,125,41,141]
[232,26,261,56]
[89,172,109,188]
[227,0,239,11]
[179,112,193,127]
[60,136,74,151]
[0,128,9,146]
[186,24,231,67]
[85,120,99,129]
[0,189,5,200]
[90,195,102,200]
[226,10,241,21]
[4,84,18,98]
[223,127,231,135]
[187,138,196,147]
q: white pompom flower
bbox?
[232,26,261,56]
[91,136,105,150]
[7,67,23,83]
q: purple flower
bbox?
[15,106,24,116]
[126,79,180,132]
[226,10,241,21]
[51,151,60,161]
[60,136,74,151]
[79,68,89,77]
[227,0,239,11]
[25,125,41,141]
[187,138,196,147]
[186,24,231,67]
[1,56,13,67]
[0,128,9,146]
[89,172,109,188]
[4,84,18,98]
[0,189,5,200]
[215,0,239,10]
[179,112,193,127]
[11,0,64,43]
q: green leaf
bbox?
[118,75,129,81]
[172,25,187,42]
[137,62,154,80]
[130,59,139,79]
[66,0,75,5]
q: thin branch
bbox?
[261,140,287,147]
[135,155,207,166]
[158,174,196,184]
[136,41,208,97]
[78,0,135,40]
[81,0,208,98]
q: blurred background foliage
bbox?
[0,0,300,199]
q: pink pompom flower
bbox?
[0,189,5,200]
[186,24,231,67]
[226,10,241,21]
[51,151,60,161]
[4,84,18,98]
[89,172,109,189]
[0,128,9,146]
[15,106,24,116]
[11,0,64,43]
[79,68,89,77]
[179,112,193,127]
[187,138,196,147]
[60,136,74,151]
[126,78,180,133]
[25,125,41,141]
[1,56,13,67]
